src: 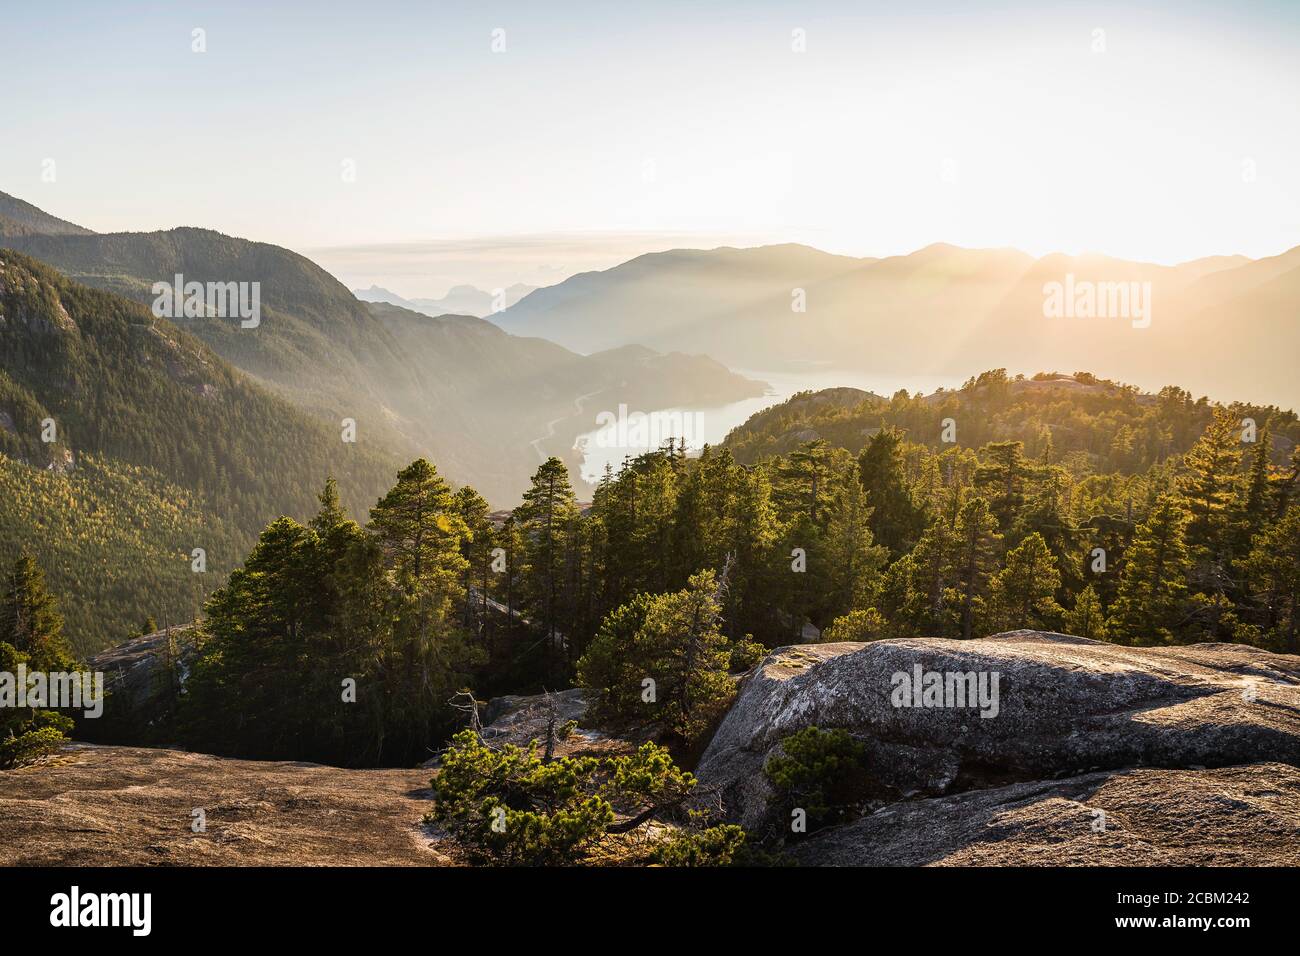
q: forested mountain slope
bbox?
[367,301,764,499]
[3,198,764,504]
[722,370,1300,471]
[0,251,398,651]
[0,190,94,238]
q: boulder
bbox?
[422,688,639,767]
[791,762,1300,866]
[696,631,1300,829]
[86,624,200,712]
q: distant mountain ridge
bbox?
[0,191,95,237]
[0,250,399,651]
[496,240,1300,409]
[1,191,763,504]
[354,282,536,318]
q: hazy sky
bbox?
[5,0,1298,295]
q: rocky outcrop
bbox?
[791,762,1300,866]
[697,631,1300,830]
[422,688,639,767]
[0,744,443,866]
[86,624,200,711]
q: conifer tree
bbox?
[857,427,924,555]
[1244,505,1300,653]
[452,485,495,631]
[726,464,780,642]
[1180,409,1241,563]
[974,441,1031,532]
[1239,425,1273,546]
[368,459,466,594]
[1107,495,1192,645]
[516,457,580,659]
[0,551,77,767]
[883,518,957,637]
[0,550,75,670]
[987,532,1063,632]
[819,478,888,619]
[776,439,834,524]
[577,570,736,747]
[368,461,472,739]
[949,497,1003,639]
[1063,584,1107,640]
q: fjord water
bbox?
[576,365,963,482]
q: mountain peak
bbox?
[0,189,95,238]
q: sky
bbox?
[4,0,1299,296]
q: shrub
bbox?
[0,711,74,769]
[729,635,768,672]
[822,608,888,643]
[764,726,870,832]
[650,819,747,866]
[428,729,744,866]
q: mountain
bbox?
[0,191,762,504]
[497,243,866,356]
[497,241,1300,409]
[354,282,537,318]
[0,250,400,652]
[0,190,94,238]
[365,301,765,498]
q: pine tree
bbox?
[1180,409,1241,563]
[1016,467,1078,580]
[857,427,924,555]
[1064,584,1107,641]
[452,485,495,631]
[0,551,78,768]
[883,518,957,637]
[987,532,1063,633]
[516,457,580,662]
[1244,505,1300,653]
[368,459,466,593]
[819,478,888,620]
[368,459,470,720]
[776,439,834,524]
[1239,425,1273,546]
[1107,495,1192,645]
[311,475,349,534]
[726,464,780,642]
[0,550,75,671]
[974,441,1030,533]
[578,570,736,747]
[949,497,1003,639]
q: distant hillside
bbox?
[0,251,399,651]
[354,282,536,318]
[721,370,1300,469]
[497,241,1300,409]
[0,190,94,238]
[2,192,763,504]
[496,243,866,355]
[367,301,766,500]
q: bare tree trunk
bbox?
[543,690,557,763]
